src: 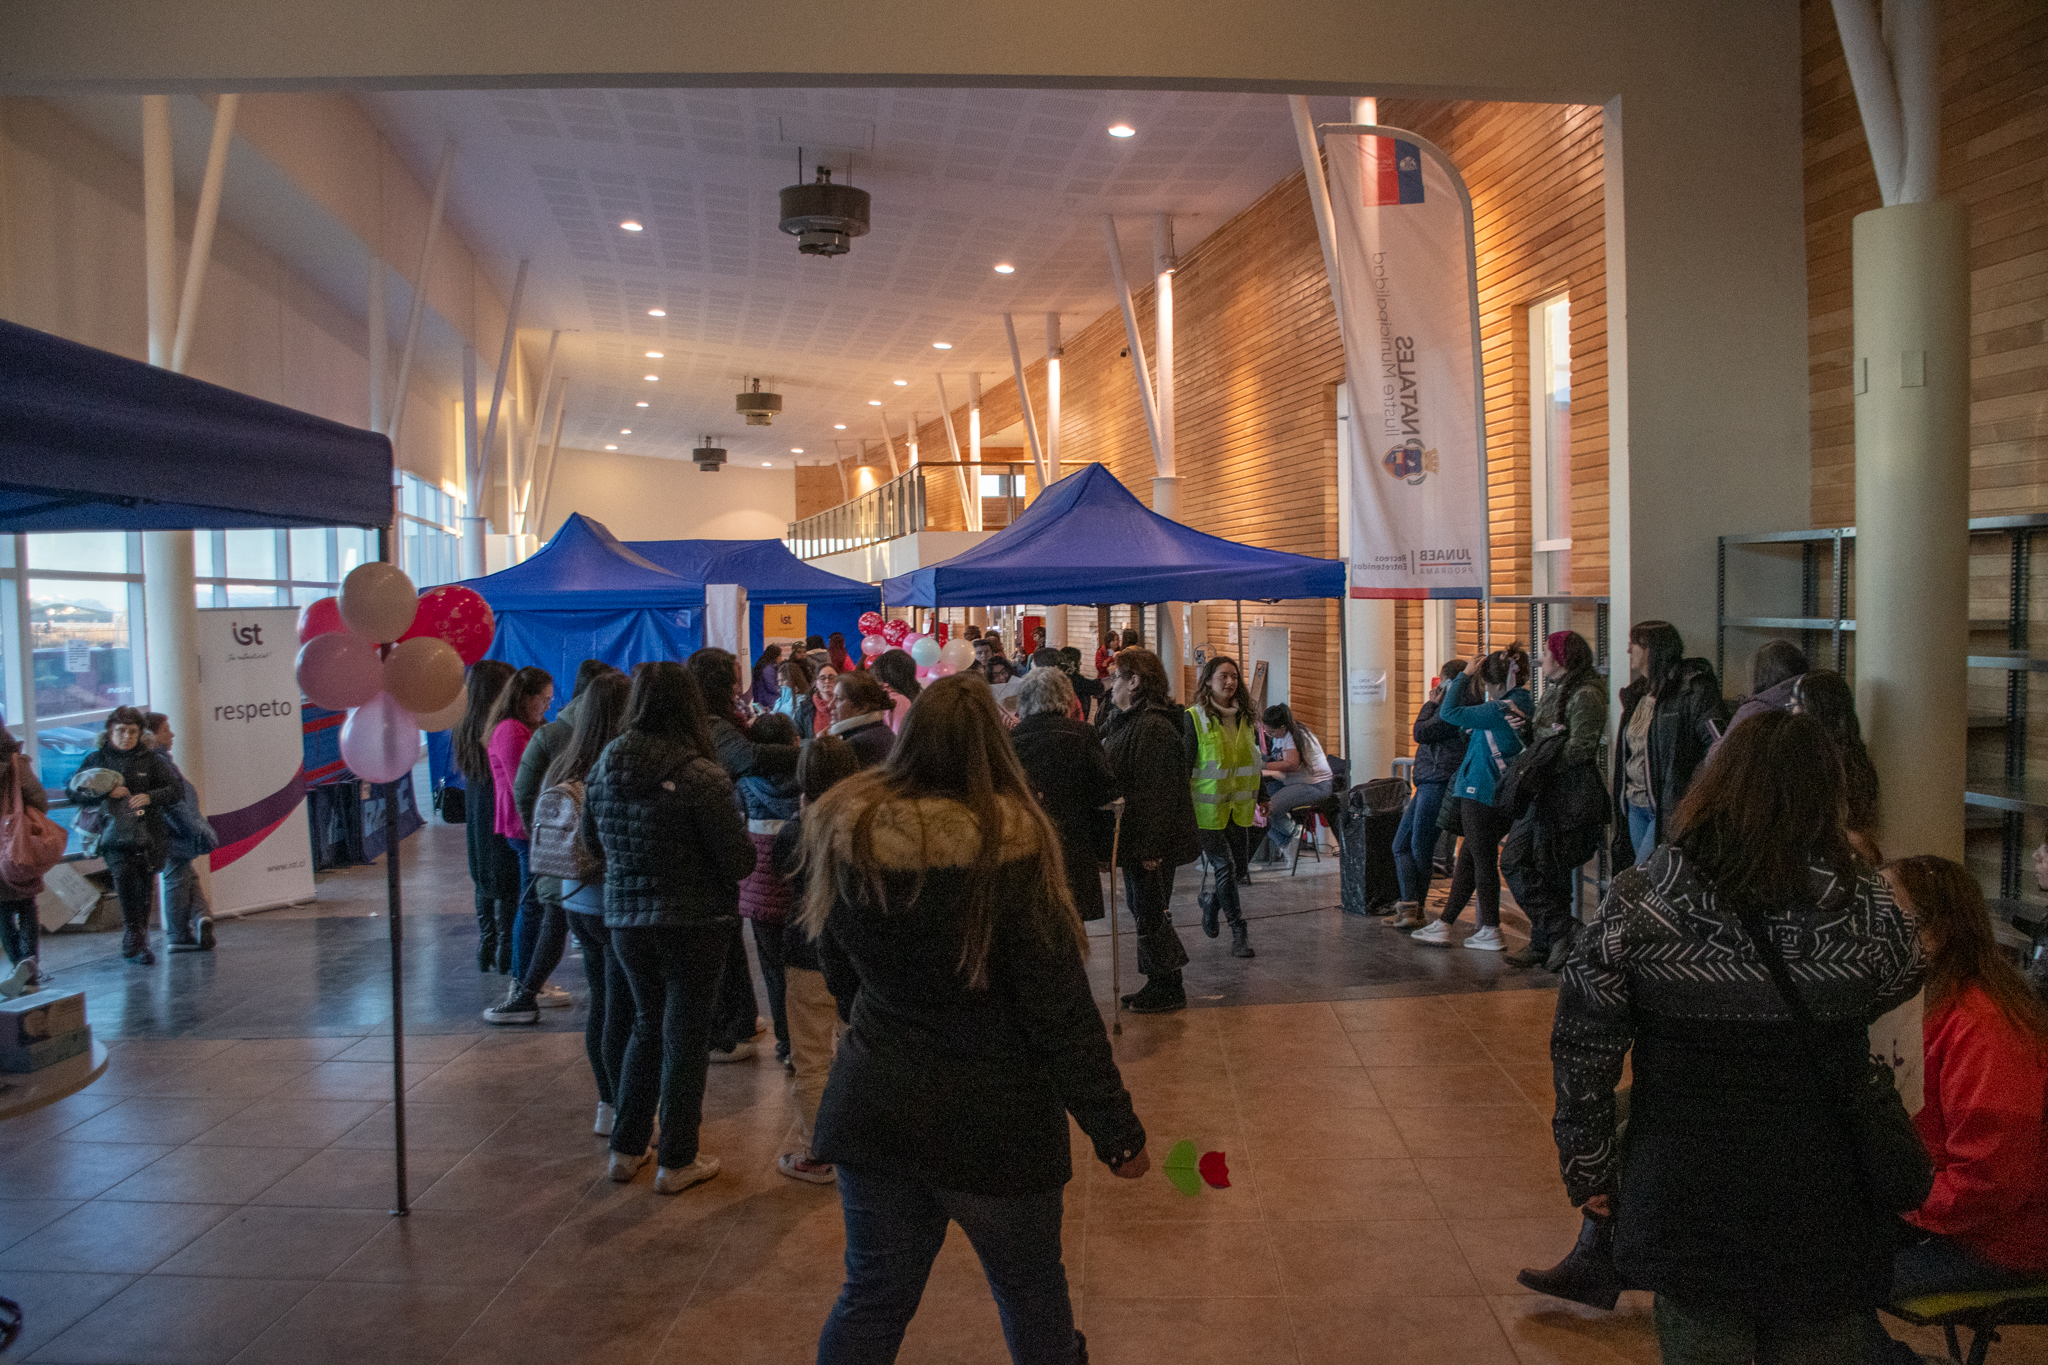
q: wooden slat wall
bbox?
[800,100,1611,759]
[1806,0,2048,526]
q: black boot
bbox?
[476,900,499,973]
[1230,922,1255,959]
[1123,971,1186,1014]
[1516,1212,1622,1310]
[493,900,516,974]
[1199,889,1219,939]
[120,924,155,966]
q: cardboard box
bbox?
[0,1024,90,1073]
[0,990,87,1048]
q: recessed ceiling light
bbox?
[644,374,659,382]
[620,428,632,434]
[635,401,649,408]
[834,423,847,430]
[647,308,666,317]
[762,462,772,467]
[791,447,804,454]
[604,443,618,450]
[620,220,644,231]
[993,263,1015,274]
[932,342,952,350]
[868,400,882,406]
[893,379,908,386]
[1108,124,1135,138]
[645,350,663,358]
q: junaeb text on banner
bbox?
[1323,128,1488,601]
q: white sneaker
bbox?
[0,958,36,1000]
[654,1155,720,1194]
[536,983,574,1009]
[594,1102,615,1137]
[1409,919,1454,947]
[1464,926,1506,952]
[607,1149,648,1183]
[709,1041,756,1063]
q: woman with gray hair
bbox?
[1012,667,1119,923]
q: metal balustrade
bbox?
[786,462,1037,561]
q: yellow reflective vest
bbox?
[1188,705,1260,829]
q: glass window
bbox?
[28,577,135,726]
[289,528,333,585]
[1529,294,1572,594]
[193,532,216,579]
[225,583,285,608]
[336,529,372,577]
[225,528,279,580]
[25,532,128,574]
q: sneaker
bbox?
[535,983,573,1009]
[1465,926,1506,952]
[195,916,216,951]
[483,989,540,1025]
[778,1151,837,1185]
[1409,919,1454,947]
[654,1155,720,1194]
[708,1041,756,1063]
[1388,901,1425,931]
[169,935,204,953]
[607,1149,648,1183]
[1502,945,1546,969]
[594,1102,615,1137]
[0,958,35,1000]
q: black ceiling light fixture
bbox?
[693,437,727,472]
[735,377,782,426]
[778,149,871,258]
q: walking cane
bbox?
[1105,797,1126,1036]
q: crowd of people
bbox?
[435,614,2045,1365]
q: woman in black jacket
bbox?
[581,661,759,1195]
[801,673,1147,1365]
[822,669,897,769]
[1097,647,1197,1014]
[455,660,520,973]
[72,705,181,965]
[1011,666,1118,923]
[1611,620,1724,872]
[1389,659,1466,929]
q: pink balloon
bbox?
[916,666,934,683]
[297,596,344,644]
[401,584,496,666]
[931,658,958,678]
[339,691,420,784]
[296,632,383,711]
[860,633,886,658]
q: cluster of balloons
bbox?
[296,565,496,783]
[854,611,975,684]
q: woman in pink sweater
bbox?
[486,666,555,988]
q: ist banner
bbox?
[1323,128,1488,599]
[198,607,314,914]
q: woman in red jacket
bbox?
[1883,856,2048,1304]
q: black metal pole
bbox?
[386,777,408,1216]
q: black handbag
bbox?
[1734,903,1934,1217]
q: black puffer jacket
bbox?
[1410,697,1465,786]
[1098,701,1199,869]
[812,793,1145,1195]
[74,742,180,867]
[1610,657,1725,870]
[709,714,798,781]
[1011,711,1118,921]
[581,730,758,929]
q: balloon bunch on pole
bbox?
[295,565,496,783]
[855,611,975,685]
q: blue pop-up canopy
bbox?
[882,463,1346,606]
[0,316,393,530]
[628,537,879,648]
[460,513,704,704]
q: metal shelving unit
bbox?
[1718,515,2048,946]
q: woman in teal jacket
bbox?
[1410,644,1531,952]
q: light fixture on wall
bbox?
[932,342,952,350]
[833,423,847,430]
[892,379,907,386]
[604,443,618,450]
[790,447,804,454]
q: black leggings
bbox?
[106,855,156,938]
[567,911,631,1107]
[0,899,36,965]
[1442,798,1511,929]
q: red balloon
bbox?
[858,611,884,637]
[933,622,949,645]
[882,619,910,647]
[297,596,345,644]
[401,584,496,665]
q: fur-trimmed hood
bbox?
[830,792,1046,871]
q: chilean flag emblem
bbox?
[1359,136,1425,207]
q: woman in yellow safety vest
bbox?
[1185,654,1261,959]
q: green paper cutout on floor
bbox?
[1163,1139,1202,1196]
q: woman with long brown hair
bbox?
[455,659,518,972]
[484,665,556,1005]
[800,672,1146,1364]
[1547,710,1922,1361]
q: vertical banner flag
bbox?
[1323,128,1487,599]
[198,607,314,914]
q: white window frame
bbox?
[1529,293,1572,595]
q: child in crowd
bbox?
[737,711,803,1069]
[770,734,864,1183]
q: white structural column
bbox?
[467,259,526,574]
[1043,313,1066,648]
[1835,0,1965,859]
[169,94,237,375]
[387,141,453,449]
[1289,93,1397,779]
[1002,314,1048,489]
[1149,218,1179,689]
[935,375,977,531]
[460,346,485,579]
[139,95,209,846]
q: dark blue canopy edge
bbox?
[628,536,879,647]
[463,513,705,613]
[881,463,1346,607]
[0,316,393,531]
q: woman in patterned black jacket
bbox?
[1545,711,1921,1363]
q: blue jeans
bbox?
[161,855,209,943]
[818,1165,1083,1365]
[506,838,535,981]
[1394,782,1447,903]
[1626,802,1657,868]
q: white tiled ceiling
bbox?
[361,88,1348,468]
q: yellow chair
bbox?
[1882,1284,2048,1365]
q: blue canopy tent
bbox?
[627,537,879,652]
[882,463,1346,606]
[0,317,393,531]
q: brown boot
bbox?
[1388,901,1425,931]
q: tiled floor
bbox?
[0,819,2029,1362]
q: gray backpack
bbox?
[527,779,596,880]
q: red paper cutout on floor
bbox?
[1198,1150,1230,1188]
